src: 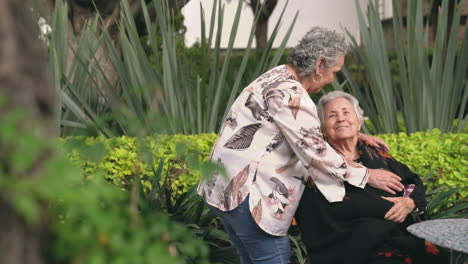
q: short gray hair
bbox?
[317,91,364,127]
[287,27,349,80]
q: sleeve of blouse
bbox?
[270,88,369,202]
[389,158,427,213]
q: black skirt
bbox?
[295,183,448,264]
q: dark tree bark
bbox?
[51,0,192,38]
[428,0,461,44]
[168,0,191,14]
[41,0,192,102]
[246,0,278,51]
[0,0,56,263]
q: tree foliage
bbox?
[0,0,56,263]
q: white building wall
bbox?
[182,0,393,48]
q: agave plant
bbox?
[422,171,468,220]
[49,0,118,137]
[426,186,468,219]
[47,0,297,137]
[344,0,467,134]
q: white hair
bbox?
[287,26,349,80]
[317,91,364,127]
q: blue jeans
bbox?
[207,196,291,264]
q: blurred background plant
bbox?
[0,108,213,264]
[342,0,467,134]
[47,0,296,137]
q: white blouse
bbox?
[197,65,369,236]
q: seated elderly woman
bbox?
[295,91,448,264]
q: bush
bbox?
[1,108,210,264]
[62,130,467,201]
[56,130,466,262]
[61,133,218,197]
[378,129,467,200]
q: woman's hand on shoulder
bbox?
[368,169,404,194]
[358,133,390,152]
[382,197,415,223]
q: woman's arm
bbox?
[358,133,390,152]
[358,143,426,222]
[380,157,427,222]
[367,168,404,194]
[271,87,369,202]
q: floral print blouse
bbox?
[197,65,369,236]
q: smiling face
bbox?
[323,97,361,144]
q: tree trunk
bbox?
[247,0,278,51]
[428,0,441,44]
[255,18,268,50]
[428,0,461,46]
[0,0,56,263]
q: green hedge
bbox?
[61,134,217,197]
[378,130,467,199]
[61,129,467,199]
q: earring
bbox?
[312,73,323,83]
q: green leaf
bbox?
[14,191,39,226]
[345,0,468,134]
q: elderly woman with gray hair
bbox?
[295,91,448,264]
[197,27,404,263]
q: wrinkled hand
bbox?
[359,134,390,152]
[368,169,404,194]
[382,197,415,223]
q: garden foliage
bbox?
[344,0,467,133]
[62,133,217,196]
[379,130,467,196]
[0,107,212,264]
[62,130,467,217]
[48,0,297,137]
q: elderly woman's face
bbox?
[304,55,345,94]
[323,97,361,142]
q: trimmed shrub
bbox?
[379,129,467,199]
[61,130,466,200]
[60,133,218,197]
